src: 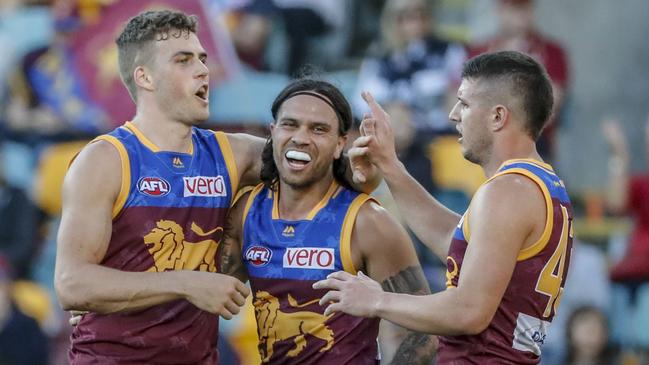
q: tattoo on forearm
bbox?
[219,211,247,281]
[390,331,437,365]
[382,265,436,364]
[380,266,430,295]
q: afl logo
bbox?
[245,246,272,267]
[138,177,171,197]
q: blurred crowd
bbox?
[0,0,648,364]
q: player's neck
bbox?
[484,137,542,177]
[131,108,193,154]
[276,176,336,220]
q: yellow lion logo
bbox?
[446,256,459,288]
[254,291,334,362]
[143,220,222,272]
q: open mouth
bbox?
[194,85,209,102]
[285,150,312,170]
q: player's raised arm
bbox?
[54,141,249,318]
[353,91,460,260]
[315,174,541,335]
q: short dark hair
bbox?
[261,78,352,189]
[116,10,198,102]
[462,50,553,140]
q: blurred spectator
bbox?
[0,255,49,365]
[0,153,43,279]
[4,0,108,141]
[469,0,569,162]
[274,0,347,76]
[228,0,276,71]
[564,306,620,365]
[354,0,466,134]
[542,240,612,365]
[0,0,54,105]
[602,116,649,282]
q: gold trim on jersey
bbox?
[232,186,254,208]
[93,135,131,219]
[487,168,554,261]
[123,121,194,154]
[499,158,556,176]
[462,206,472,242]
[214,132,239,205]
[340,194,375,274]
[242,184,265,235]
[271,180,339,220]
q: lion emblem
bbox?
[254,291,334,362]
[143,220,222,272]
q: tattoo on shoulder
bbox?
[380,266,430,295]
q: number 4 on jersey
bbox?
[535,205,572,318]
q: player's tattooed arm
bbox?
[219,191,250,283]
[382,266,437,365]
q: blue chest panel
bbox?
[242,185,361,281]
[108,125,234,210]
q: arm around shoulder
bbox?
[224,132,267,188]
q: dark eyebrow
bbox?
[311,121,331,129]
[172,51,208,59]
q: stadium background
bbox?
[0,0,648,364]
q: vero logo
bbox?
[283,247,334,270]
[183,176,226,197]
[138,177,170,197]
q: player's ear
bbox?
[134,66,155,92]
[334,134,347,159]
[491,105,508,132]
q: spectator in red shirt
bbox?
[469,0,569,162]
[603,116,649,282]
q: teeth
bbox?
[285,150,311,162]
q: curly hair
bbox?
[116,10,198,102]
[260,78,353,190]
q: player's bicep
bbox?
[355,202,430,295]
[456,177,541,318]
[56,142,120,269]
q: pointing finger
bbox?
[362,91,387,119]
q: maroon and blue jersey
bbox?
[69,122,239,364]
[241,181,380,365]
[438,159,573,364]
